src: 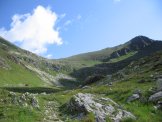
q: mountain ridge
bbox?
[1,35,162,121]
[65,35,162,62]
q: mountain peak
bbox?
[130,35,153,44]
[128,35,153,50]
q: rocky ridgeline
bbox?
[67,93,136,122]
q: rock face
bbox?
[149,91,162,102]
[68,93,136,122]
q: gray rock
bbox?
[156,78,162,91]
[127,94,140,102]
[133,89,142,95]
[82,86,91,89]
[154,101,162,110]
[9,92,18,104]
[31,96,39,108]
[107,82,113,86]
[149,91,162,102]
[68,93,136,122]
[9,92,39,108]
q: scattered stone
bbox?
[149,91,162,102]
[127,94,140,103]
[154,101,162,110]
[67,93,136,122]
[41,92,47,95]
[9,92,39,108]
[107,82,113,86]
[31,96,39,108]
[82,86,91,89]
[133,89,142,95]
[43,101,62,122]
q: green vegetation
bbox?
[109,51,137,63]
[0,36,162,121]
[0,61,46,87]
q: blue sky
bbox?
[0,0,162,59]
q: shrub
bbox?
[82,112,95,122]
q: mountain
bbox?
[66,36,162,62]
[0,36,76,87]
[1,35,162,85]
[0,35,162,122]
[69,36,162,80]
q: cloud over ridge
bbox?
[0,5,62,54]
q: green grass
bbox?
[0,105,42,122]
[0,89,43,122]
[0,61,47,87]
[109,52,137,63]
[0,75,161,122]
[0,37,162,122]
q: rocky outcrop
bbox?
[43,101,62,122]
[67,93,136,122]
[9,92,39,108]
[110,36,153,59]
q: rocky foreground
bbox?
[67,93,136,122]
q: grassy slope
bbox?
[0,36,162,121]
[2,53,162,122]
[0,46,46,87]
[0,37,69,87]
[64,44,124,61]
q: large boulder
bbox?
[67,93,136,122]
[149,91,162,102]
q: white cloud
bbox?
[0,5,62,54]
[46,54,53,59]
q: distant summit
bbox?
[128,35,153,50]
[110,36,154,59]
[66,35,162,62]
